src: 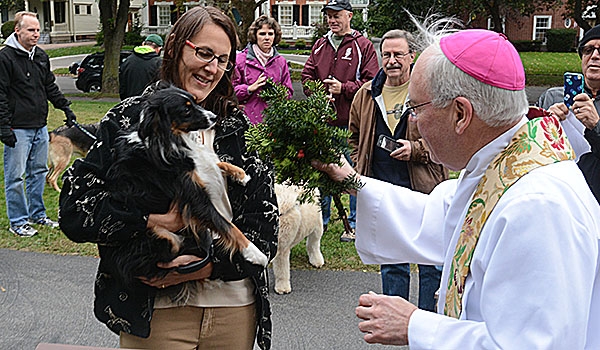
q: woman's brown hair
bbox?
[160,6,239,117]
[247,15,282,46]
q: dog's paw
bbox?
[274,281,292,295]
[309,254,324,268]
[241,243,268,267]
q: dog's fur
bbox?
[273,184,324,294]
[105,86,268,297]
[47,123,99,192]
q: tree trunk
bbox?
[230,0,268,49]
[98,0,130,94]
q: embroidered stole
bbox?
[444,116,576,318]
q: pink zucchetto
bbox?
[439,29,525,91]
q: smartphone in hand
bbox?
[564,72,585,109]
[377,135,402,153]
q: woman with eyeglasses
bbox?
[58,6,278,349]
[233,15,293,124]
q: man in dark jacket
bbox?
[301,0,379,242]
[0,11,76,237]
[119,34,163,100]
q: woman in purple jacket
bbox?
[234,15,293,124]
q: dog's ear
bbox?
[138,92,172,142]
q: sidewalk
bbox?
[39,40,97,51]
[0,248,411,350]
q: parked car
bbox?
[73,51,132,92]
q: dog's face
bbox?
[139,86,217,141]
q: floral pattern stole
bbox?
[444,116,575,318]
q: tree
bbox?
[441,0,553,33]
[98,0,130,94]
[560,0,600,32]
[207,0,268,49]
[366,0,446,38]
[0,0,24,11]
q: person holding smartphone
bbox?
[348,29,448,312]
[537,24,600,203]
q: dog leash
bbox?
[72,120,97,141]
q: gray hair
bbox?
[411,15,529,128]
[380,29,416,53]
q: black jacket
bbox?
[58,83,278,349]
[119,47,162,100]
[0,44,70,128]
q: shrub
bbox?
[511,40,543,52]
[1,21,14,39]
[546,28,578,52]
[95,30,104,46]
[295,38,307,49]
[278,39,290,49]
[311,21,328,45]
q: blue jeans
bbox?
[321,194,356,229]
[321,140,356,229]
[381,264,442,312]
[4,127,50,227]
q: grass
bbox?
[521,52,583,86]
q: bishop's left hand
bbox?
[356,291,417,346]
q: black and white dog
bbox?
[106,85,268,295]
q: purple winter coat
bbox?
[233,45,293,124]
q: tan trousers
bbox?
[120,304,256,350]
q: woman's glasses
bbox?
[185,40,233,71]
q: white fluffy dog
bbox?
[273,183,324,294]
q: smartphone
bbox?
[564,72,585,109]
[377,135,402,152]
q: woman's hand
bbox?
[547,102,569,121]
[147,203,184,233]
[248,73,267,94]
[139,255,213,289]
[573,93,600,130]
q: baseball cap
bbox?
[322,0,352,12]
[145,34,164,47]
[578,25,600,57]
[439,29,525,91]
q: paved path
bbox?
[0,248,415,350]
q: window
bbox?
[533,15,552,43]
[158,6,171,26]
[279,5,292,26]
[74,4,92,15]
[309,5,322,26]
[54,1,66,24]
[487,17,505,32]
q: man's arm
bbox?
[341,39,379,99]
[348,86,367,166]
[301,40,322,96]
